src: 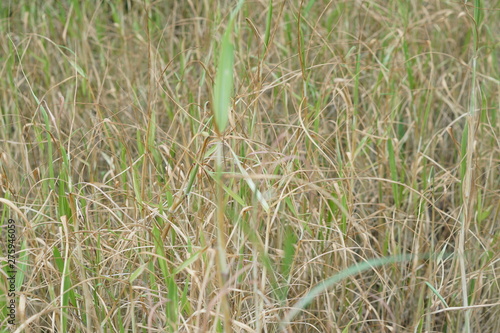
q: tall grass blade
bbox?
[213,0,244,135]
[425,281,449,308]
[387,138,400,207]
[264,0,273,49]
[281,253,420,328]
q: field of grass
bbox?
[1,0,499,332]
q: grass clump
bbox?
[0,0,499,332]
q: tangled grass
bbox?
[0,1,499,332]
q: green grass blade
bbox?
[387,138,400,207]
[213,0,244,134]
[281,253,416,327]
[172,247,207,276]
[129,263,147,284]
[213,25,233,134]
[425,281,449,308]
[460,123,469,193]
[264,0,273,49]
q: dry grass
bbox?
[0,0,499,332]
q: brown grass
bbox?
[0,1,499,332]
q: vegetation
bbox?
[0,0,499,332]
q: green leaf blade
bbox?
[213,28,235,134]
